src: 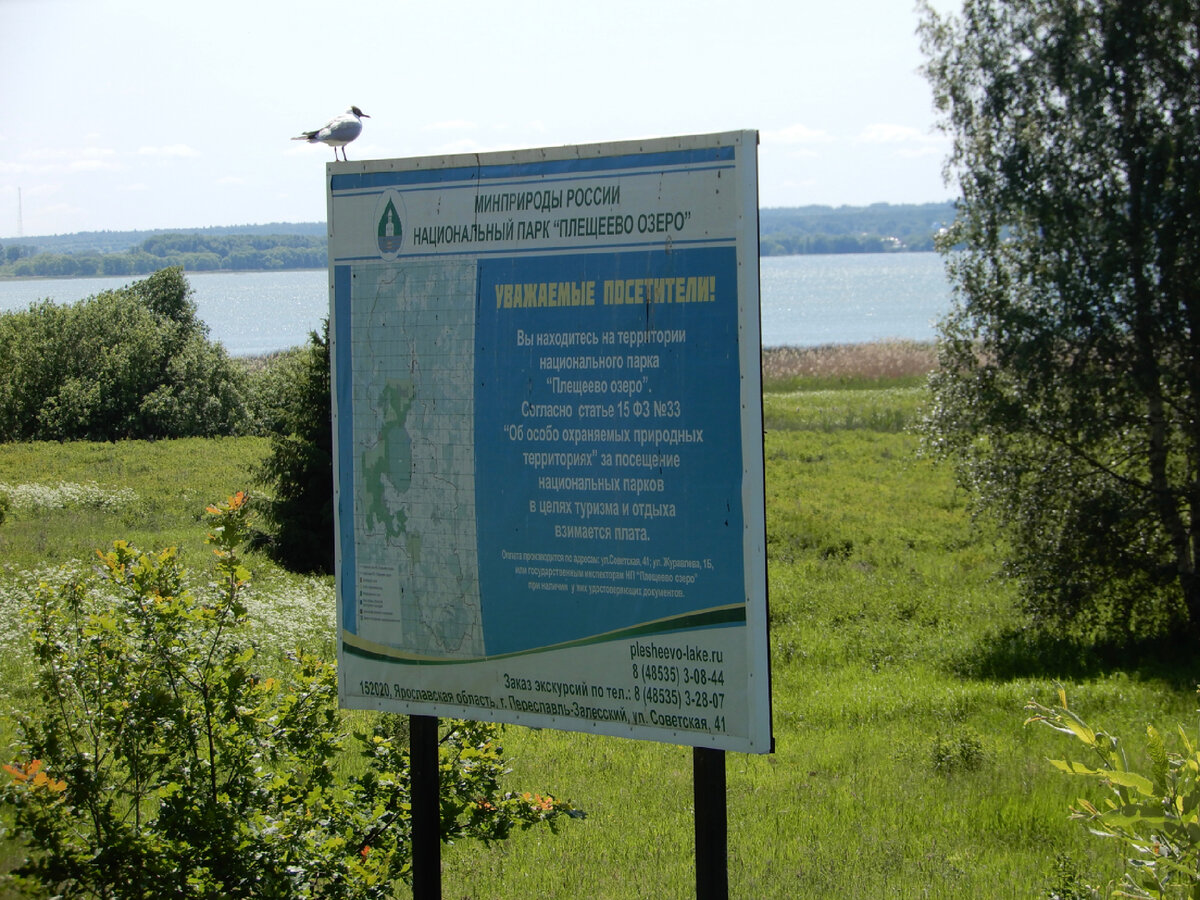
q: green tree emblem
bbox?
[378,199,403,254]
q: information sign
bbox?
[330,131,771,752]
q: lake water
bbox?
[0,253,952,357]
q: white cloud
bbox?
[896,144,947,159]
[40,146,117,161]
[68,158,119,172]
[762,123,835,146]
[427,138,487,156]
[770,146,821,160]
[853,124,949,161]
[779,176,822,191]
[27,201,89,229]
[136,144,200,158]
[422,119,477,132]
[0,146,120,175]
[855,123,945,148]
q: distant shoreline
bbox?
[0,247,948,283]
[0,202,957,277]
[0,267,330,283]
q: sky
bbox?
[0,0,958,239]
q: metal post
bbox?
[693,746,728,900]
[410,714,441,899]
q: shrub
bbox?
[1026,688,1200,899]
[930,726,987,774]
[1,493,576,898]
[255,323,334,573]
[0,268,249,441]
[239,347,311,436]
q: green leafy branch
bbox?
[1027,687,1200,899]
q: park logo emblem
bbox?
[375,189,405,259]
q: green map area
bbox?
[349,261,484,659]
[361,379,415,539]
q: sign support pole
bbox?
[693,746,728,900]
[410,714,441,899]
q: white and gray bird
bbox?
[292,106,369,160]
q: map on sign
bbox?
[349,261,484,659]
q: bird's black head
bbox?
[351,106,370,118]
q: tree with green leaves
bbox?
[0,267,248,442]
[918,0,1200,643]
[255,322,335,574]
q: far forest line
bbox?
[0,201,956,278]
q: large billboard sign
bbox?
[329,131,771,753]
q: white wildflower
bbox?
[0,481,139,512]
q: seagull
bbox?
[293,106,369,161]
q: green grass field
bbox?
[1,346,1196,898]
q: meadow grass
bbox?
[0,437,271,570]
[426,415,1168,899]
[1,344,1198,898]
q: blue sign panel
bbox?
[474,248,743,656]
